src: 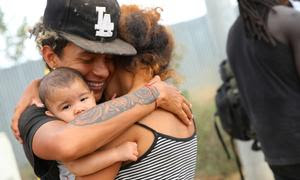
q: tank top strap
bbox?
[135,122,158,134]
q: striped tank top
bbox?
[115,123,197,180]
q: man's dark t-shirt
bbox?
[19,105,59,180]
[227,16,300,165]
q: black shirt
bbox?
[19,105,59,180]
[227,16,300,165]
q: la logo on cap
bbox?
[95,6,114,37]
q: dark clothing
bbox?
[270,164,300,180]
[19,105,59,180]
[227,16,300,165]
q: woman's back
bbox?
[115,109,197,180]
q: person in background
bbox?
[227,0,300,179]
[11,0,193,179]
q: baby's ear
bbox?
[45,110,55,117]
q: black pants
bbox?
[269,164,300,180]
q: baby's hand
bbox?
[115,142,138,162]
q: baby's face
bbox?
[46,80,96,122]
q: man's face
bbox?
[55,43,115,102]
[46,79,97,122]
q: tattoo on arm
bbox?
[70,86,159,126]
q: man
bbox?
[227,0,300,179]
[11,0,192,179]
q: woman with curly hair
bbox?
[75,5,197,180]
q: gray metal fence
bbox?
[0,60,45,169]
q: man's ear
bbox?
[45,110,55,117]
[41,45,60,69]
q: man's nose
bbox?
[92,58,110,78]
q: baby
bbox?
[39,67,138,179]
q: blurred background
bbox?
[0,0,273,179]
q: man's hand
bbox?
[11,79,43,143]
[148,76,193,126]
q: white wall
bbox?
[0,132,21,180]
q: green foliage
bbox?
[192,100,238,178]
[0,9,6,33]
[181,89,190,100]
[5,18,28,61]
[20,164,36,180]
[172,43,185,69]
[0,8,28,62]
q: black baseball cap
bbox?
[43,0,136,55]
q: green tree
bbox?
[0,9,6,33]
[0,8,28,63]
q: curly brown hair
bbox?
[117,5,176,81]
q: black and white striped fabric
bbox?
[115,123,197,180]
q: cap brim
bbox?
[59,32,137,55]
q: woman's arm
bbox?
[63,142,138,176]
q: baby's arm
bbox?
[63,142,138,176]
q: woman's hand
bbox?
[148,76,193,126]
[11,79,43,143]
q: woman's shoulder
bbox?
[105,109,195,150]
[139,109,195,138]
